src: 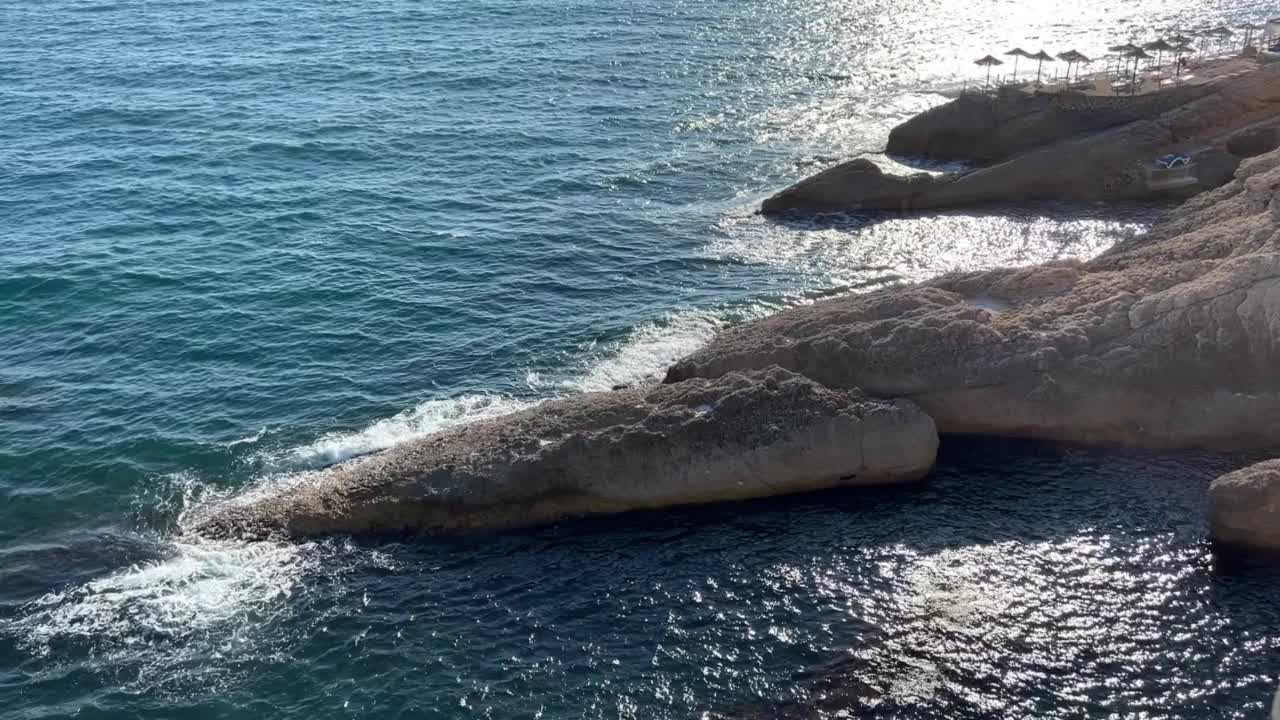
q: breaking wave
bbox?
[3,305,747,684]
[280,393,536,468]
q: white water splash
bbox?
[8,536,321,657]
[226,426,271,447]
[5,306,748,678]
[247,305,759,475]
[568,311,727,393]
[281,393,536,468]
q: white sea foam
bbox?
[5,306,748,680]
[282,393,535,468]
[708,198,1147,288]
[265,312,726,472]
[226,426,271,447]
[7,535,322,660]
[568,310,726,393]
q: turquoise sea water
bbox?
[3,0,1278,717]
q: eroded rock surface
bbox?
[673,148,1280,449]
[764,63,1280,215]
[1209,459,1280,553]
[886,82,1212,163]
[190,367,938,538]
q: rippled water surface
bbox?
[3,0,1278,717]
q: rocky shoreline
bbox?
[191,64,1280,557]
[763,63,1280,214]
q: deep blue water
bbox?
[2,0,1277,717]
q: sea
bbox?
[2,0,1278,718]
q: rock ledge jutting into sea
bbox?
[194,73,1280,543]
[190,367,938,538]
[763,62,1280,214]
[674,146,1280,450]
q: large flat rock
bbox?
[763,120,1174,214]
[676,148,1280,449]
[765,63,1280,215]
[886,77,1213,163]
[189,367,938,538]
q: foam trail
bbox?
[3,471,396,691]
[569,311,726,393]
[283,393,534,468]
[276,309,755,469]
[271,311,730,471]
[4,307,745,675]
[226,426,271,447]
[7,535,318,657]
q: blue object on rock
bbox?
[1156,153,1191,168]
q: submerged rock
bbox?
[189,368,938,538]
[674,147,1280,449]
[1209,459,1280,553]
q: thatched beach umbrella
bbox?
[1100,52,1121,78]
[973,54,1004,88]
[1073,51,1093,81]
[1123,47,1154,92]
[1056,50,1091,82]
[1209,25,1235,54]
[1004,47,1032,80]
[1202,29,1218,56]
[1241,22,1265,50]
[1030,49,1055,84]
[1107,44,1140,77]
[1143,38,1176,71]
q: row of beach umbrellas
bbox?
[971,24,1263,90]
[973,47,1124,87]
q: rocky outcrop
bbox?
[886,83,1214,163]
[189,367,938,538]
[764,63,1280,215]
[1209,459,1280,553]
[1162,65,1280,145]
[760,159,952,214]
[674,148,1280,449]
[764,121,1173,214]
[903,119,1171,208]
[764,119,1184,215]
[195,78,1280,541]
